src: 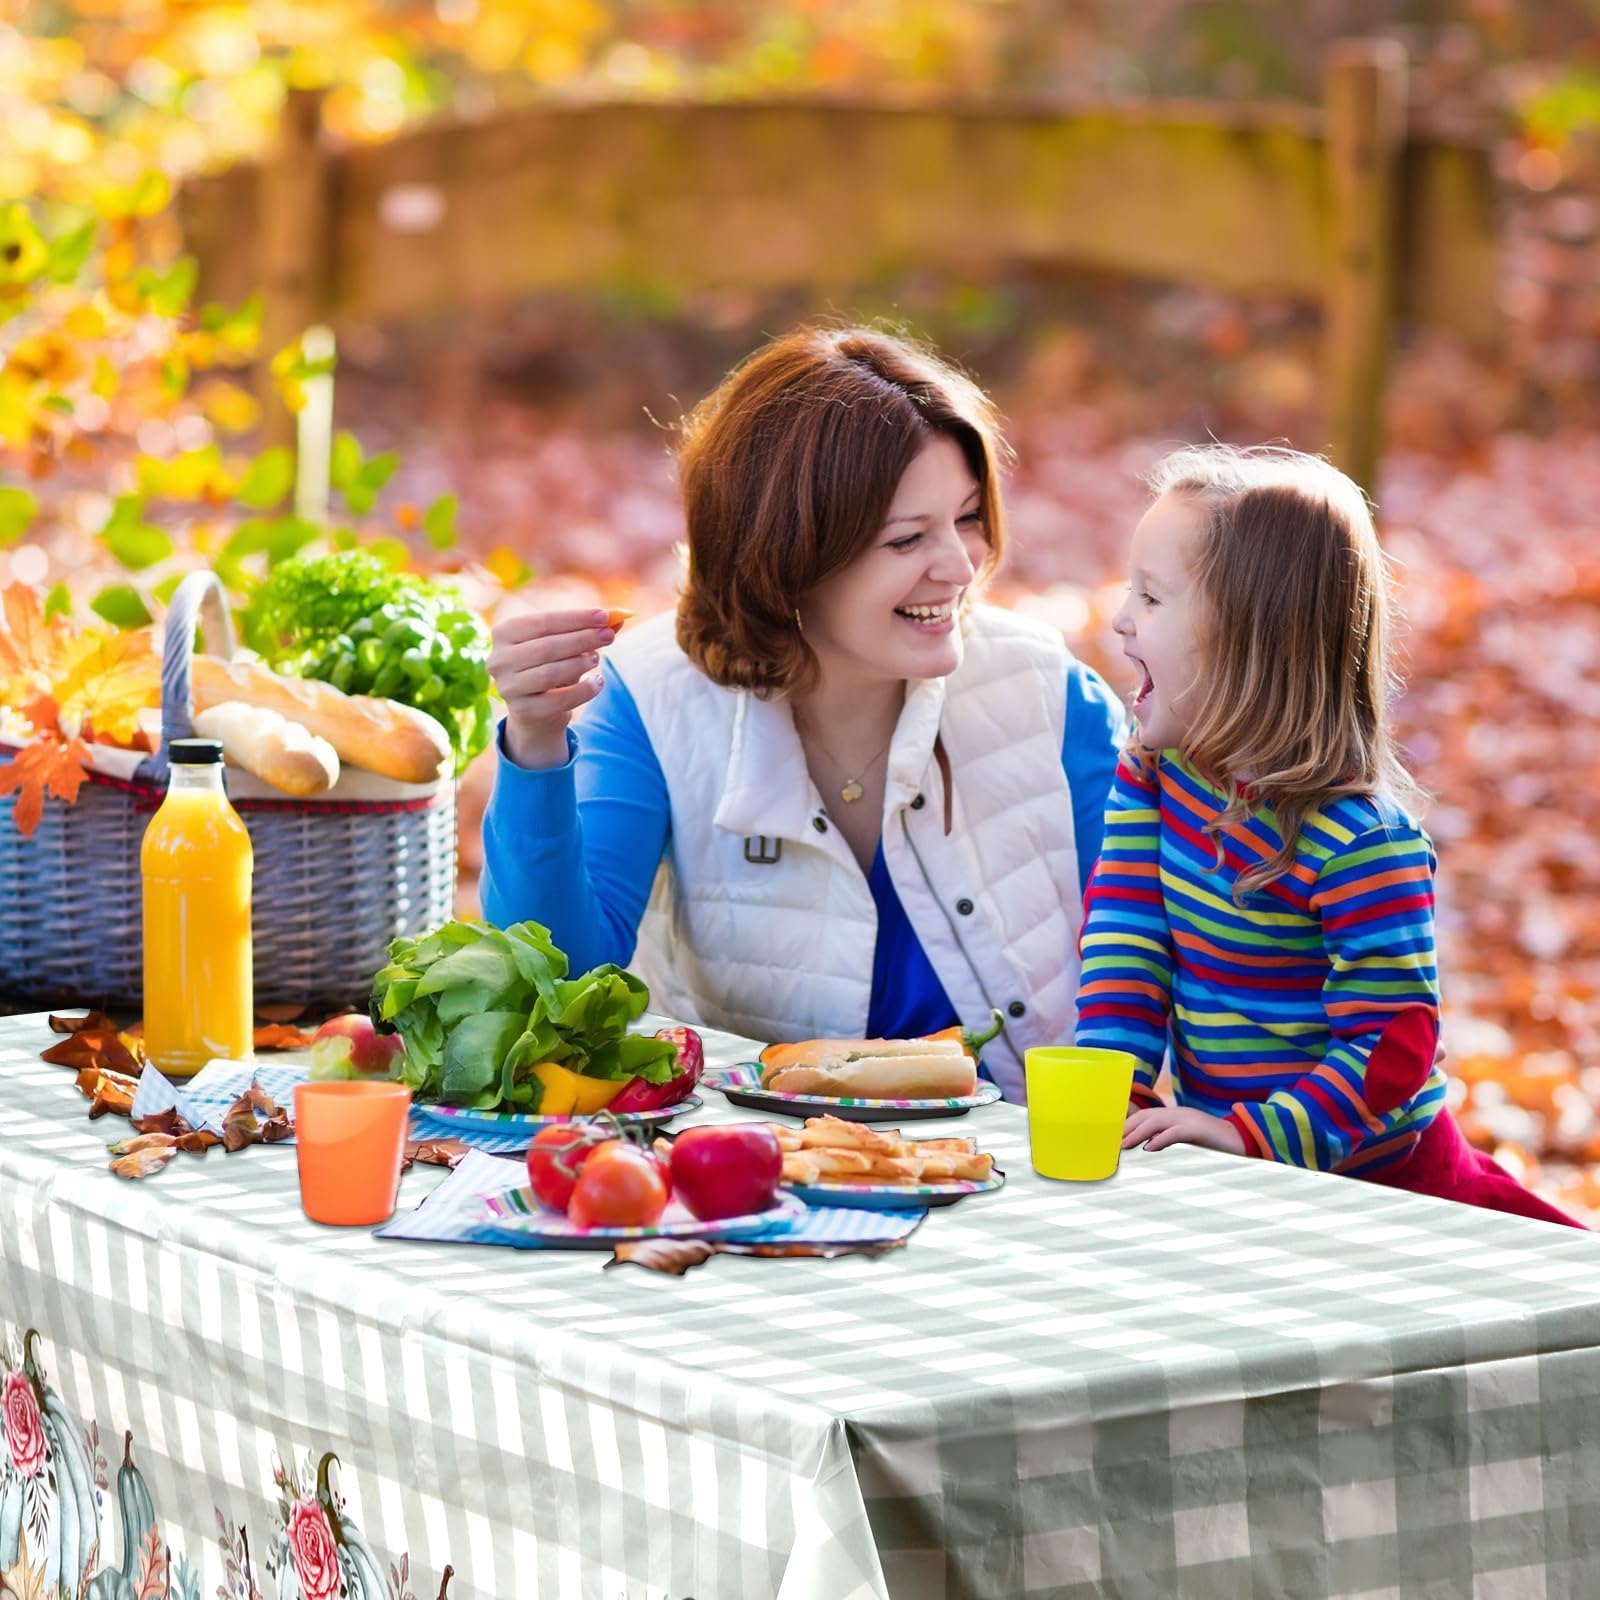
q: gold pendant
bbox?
[840,778,865,803]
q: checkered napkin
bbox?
[378,1149,928,1251]
[130,1059,528,1151]
[129,1057,309,1135]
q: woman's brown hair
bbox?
[1145,444,1420,899]
[676,325,1010,695]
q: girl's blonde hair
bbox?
[1145,443,1420,898]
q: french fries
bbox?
[770,1115,993,1186]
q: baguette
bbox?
[192,656,450,783]
[192,701,340,797]
[764,1050,978,1100]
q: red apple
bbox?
[669,1124,782,1221]
[310,1013,406,1081]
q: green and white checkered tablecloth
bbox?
[1,1009,1598,1599]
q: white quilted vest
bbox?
[606,605,1085,1099]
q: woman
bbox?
[480,326,1124,1098]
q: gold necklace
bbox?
[801,722,896,805]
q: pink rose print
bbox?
[2,1370,46,1479]
[286,1495,342,1600]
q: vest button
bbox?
[910,794,926,810]
[1008,1001,1026,1019]
[812,816,828,833]
[955,898,974,916]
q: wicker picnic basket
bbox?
[0,570,457,1011]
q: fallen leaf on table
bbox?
[607,1239,721,1276]
[255,1003,310,1024]
[402,1138,472,1172]
[43,1021,143,1078]
[221,1083,292,1151]
[176,1128,223,1153]
[110,1145,177,1180]
[108,1131,175,1158]
[48,1011,113,1035]
[75,1066,137,1118]
[132,1107,181,1135]
[253,1023,315,1051]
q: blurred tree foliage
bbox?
[3,1,1599,209]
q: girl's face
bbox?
[797,434,988,688]
[1112,491,1205,751]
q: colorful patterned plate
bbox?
[477,1188,806,1249]
[708,1064,1002,1122]
[411,1095,701,1146]
[786,1167,1006,1210]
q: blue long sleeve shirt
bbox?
[481,659,1126,1038]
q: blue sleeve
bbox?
[1061,660,1129,897]
[477,661,669,973]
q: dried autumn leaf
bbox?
[44,1022,143,1077]
[402,1138,471,1172]
[48,1010,119,1035]
[111,1145,176,1180]
[0,581,73,706]
[220,1081,290,1151]
[606,1239,720,1276]
[175,1128,223,1154]
[50,626,158,745]
[107,1132,176,1157]
[252,1023,315,1051]
[0,735,92,835]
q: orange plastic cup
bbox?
[293,1081,412,1226]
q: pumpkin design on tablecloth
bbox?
[0,1324,448,1600]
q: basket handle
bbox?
[134,569,237,788]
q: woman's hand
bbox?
[1122,1104,1247,1156]
[490,608,617,770]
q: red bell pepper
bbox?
[609,1026,704,1113]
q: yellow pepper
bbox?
[530,1063,626,1116]
[569,1073,626,1115]
[530,1063,581,1116]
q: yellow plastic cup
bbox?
[1024,1046,1138,1182]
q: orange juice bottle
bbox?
[141,738,253,1078]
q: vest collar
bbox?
[713,673,948,841]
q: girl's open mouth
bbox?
[1132,661,1154,713]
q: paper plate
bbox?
[411,1095,701,1147]
[477,1188,805,1249]
[786,1167,1006,1210]
[708,1064,1002,1122]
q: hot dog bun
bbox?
[763,1041,977,1099]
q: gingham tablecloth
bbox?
[2,1011,1598,1600]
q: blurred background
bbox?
[2,0,1599,1215]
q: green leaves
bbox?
[99,496,172,570]
[46,221,95,286]
[90,584,153,629]
[423,494,458,550]
[236,447,295,510]
[0,486,36,548]
[330,431,398,515]
[370,920,673,1110]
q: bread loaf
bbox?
[192,656,451,783]
[192,701,340,796]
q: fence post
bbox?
[1323,40,1407,498]
[258,87,330,449]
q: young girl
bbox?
[1075,444,1583,1227]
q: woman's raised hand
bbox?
[490,608,618,770]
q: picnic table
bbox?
[1,1007,1598,1599]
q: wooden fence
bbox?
[180,40,1498,490]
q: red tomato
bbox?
[525,1123,601,1212]
[568,1141,669,1229]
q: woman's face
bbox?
[797,434,988,688]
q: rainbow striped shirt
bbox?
[1074,751,1446,1173]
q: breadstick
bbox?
[193,701,339,797]
[192,656,450,783]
